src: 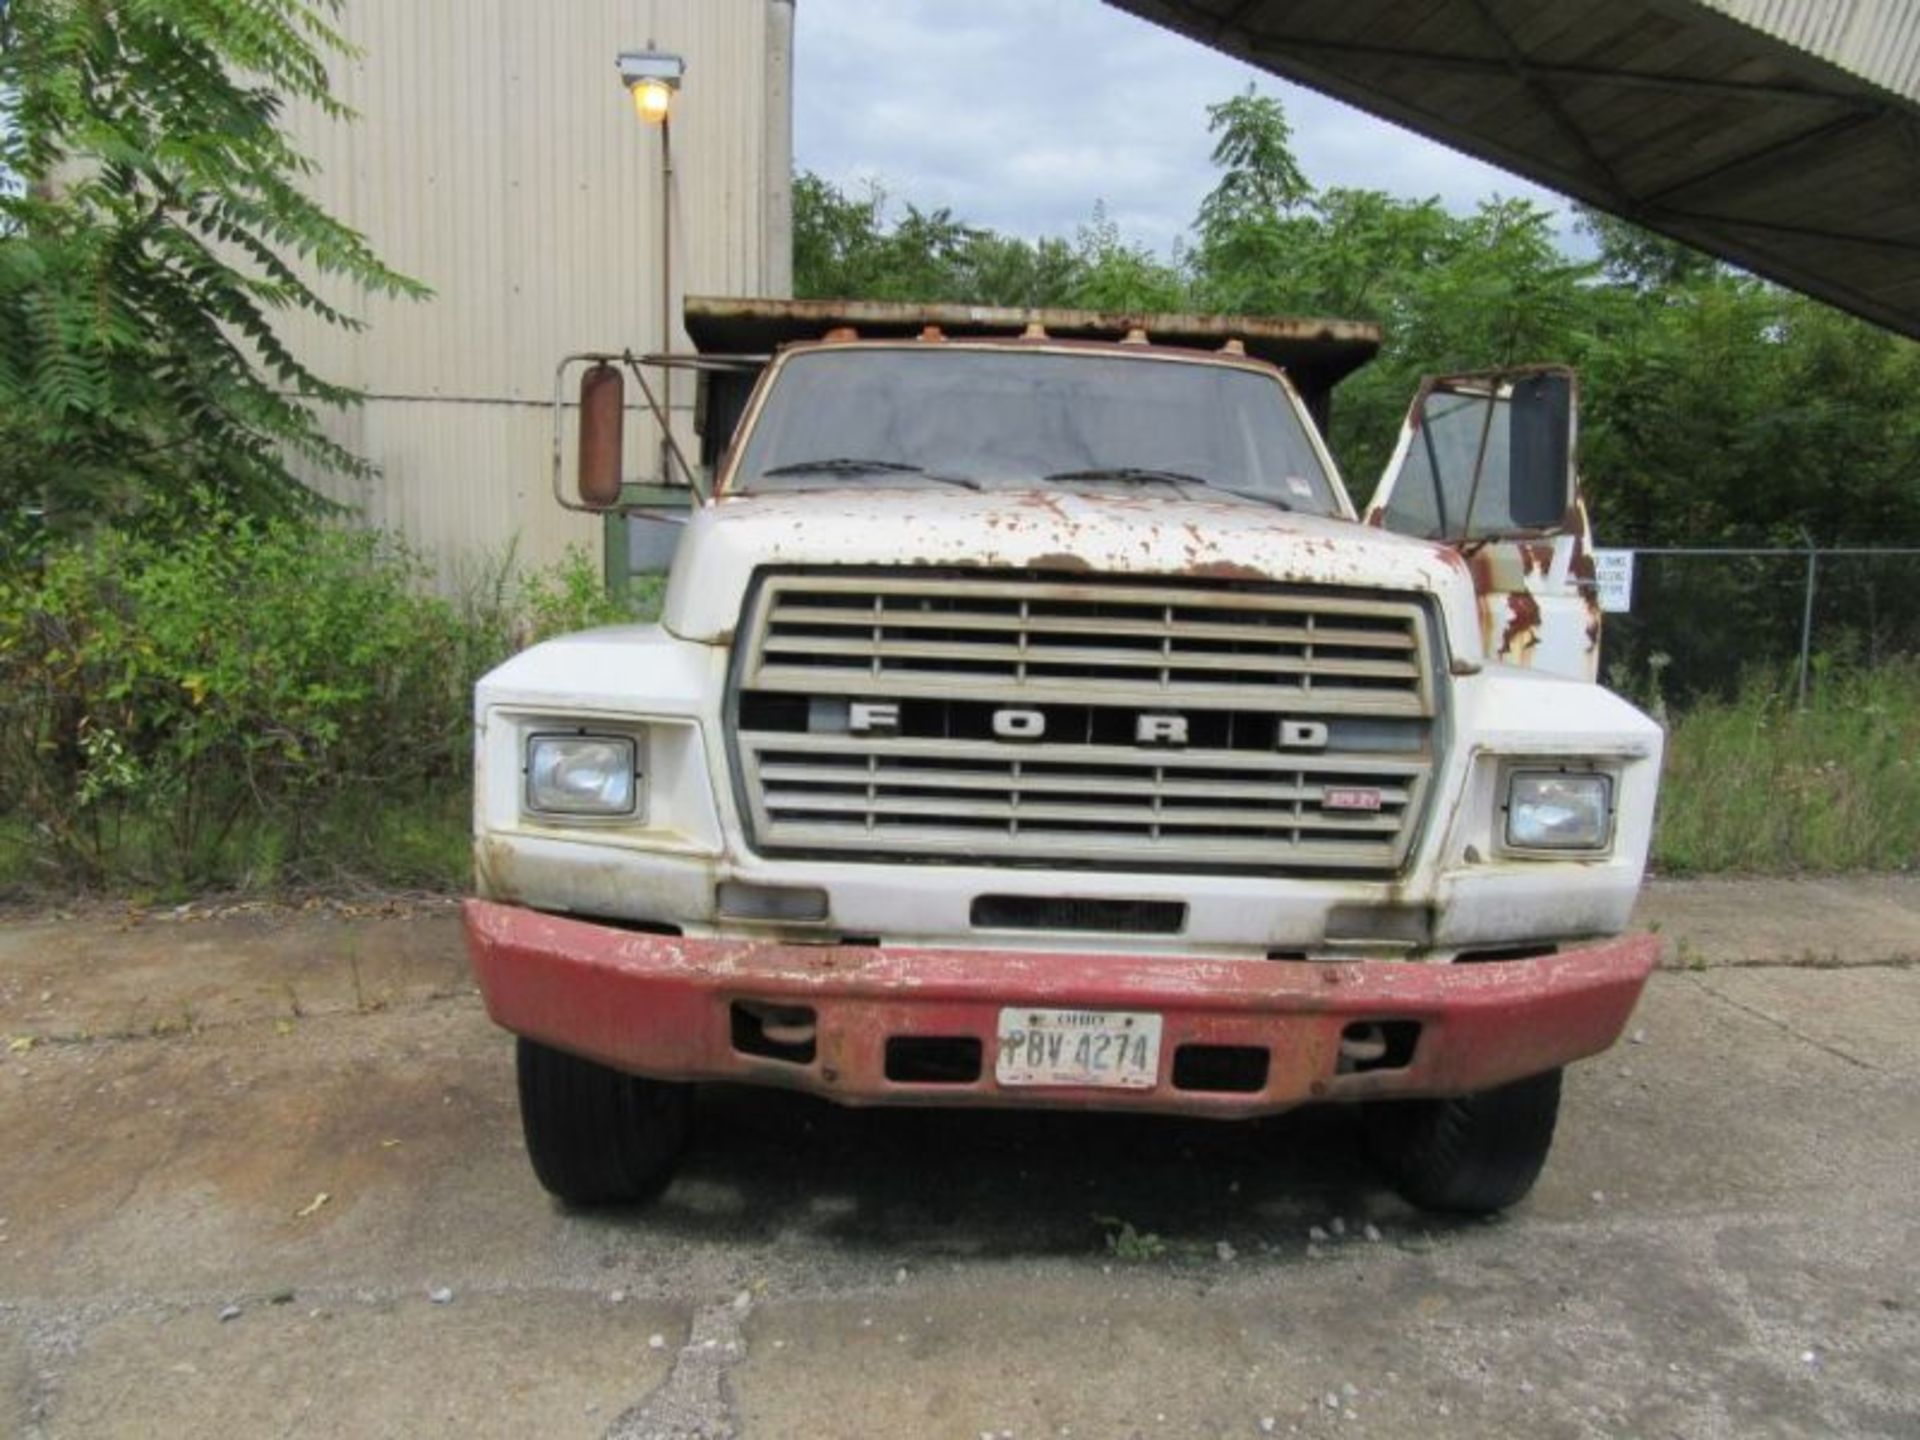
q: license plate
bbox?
[995,1008,1162,1089]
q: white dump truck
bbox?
[463,298,1662,1215]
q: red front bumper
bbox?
[463,899,1658,1116]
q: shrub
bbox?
[0,508,655,894]
[2,512,454,884]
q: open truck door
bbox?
[1363,366,1600,681]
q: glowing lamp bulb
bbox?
[631,78,673,124]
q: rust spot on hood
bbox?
[1500,590,1543,663]
[1465,545,1496,596]
[1184,559,1269,581]
[1015,491,1072,521]
[1519,542,1555,577]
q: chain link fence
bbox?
[1598,546,1920,705]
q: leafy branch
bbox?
[0,0,427,525]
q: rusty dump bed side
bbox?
[682,296,1383,424]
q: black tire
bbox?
[516,1037,691,1206]
[1363,1067,1562,1216]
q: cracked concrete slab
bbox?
[735,1221,1917,1440]
[1636,875,1920,968]
[0,1324,30,1431]
[1,890,1917,1438]
[38,1291,679,1439]
[1687,966,1920,1077]
[608,1293,753,1440]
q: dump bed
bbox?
[682,296,1382,433]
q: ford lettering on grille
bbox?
[727,571,1441,873]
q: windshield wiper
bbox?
[1044,467,1292,511]
[761,456,924,476]
[756,457,981,490]
[1044,466,1211,487]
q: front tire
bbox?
[1364,1068,1562,1215]
[516,1038,691,1205]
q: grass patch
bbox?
[233,786,473,895]
[0,815,36,897]
[0,787,472,904]
[1654,660,1920,874]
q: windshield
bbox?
[728,347,1344,515]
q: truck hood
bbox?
[659,487,1485,658]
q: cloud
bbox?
[794,0,1571,254]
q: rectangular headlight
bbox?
[1505,771,1612,851]
[525,733,640,818]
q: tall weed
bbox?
[1655,660,1920,873]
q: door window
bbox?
[1380,371,1572,540]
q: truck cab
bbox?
[465,299,1662,1215]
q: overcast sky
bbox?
[793,0,1571,255]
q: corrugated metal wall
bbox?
[280,0,792,582]
[1704,1,1920,102]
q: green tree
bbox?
[1064,204,1186,312]
[792,169,1184,313]
[1576,205,1721,292]
[959,229,1082,309]
[1190,88,1318,315]
[792,172,988,302]
[0,0,425,528]
[1196,88,1310,236]
[791,171,892,299]
[1184,85,1592,470]
[789,91,1920,599]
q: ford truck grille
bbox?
[728,571,1441,873]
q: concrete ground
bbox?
[1,877,1916,1439]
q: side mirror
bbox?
[552,352,732,511]
[1507,372,1572,529]
[576,362,625,508]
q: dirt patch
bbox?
[0,906,466,1040]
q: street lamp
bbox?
[617,49,683,126]
[616,46,686,511]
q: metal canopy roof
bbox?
[1107,0,1920,338]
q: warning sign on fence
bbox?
[1593,549,1635,613]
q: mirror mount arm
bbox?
[1417,402,1451,537]
[1455,384,1501,542]
[621,349,710,503]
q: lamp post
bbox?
[617,47,685,491]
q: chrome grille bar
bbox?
[729,572,1441,873]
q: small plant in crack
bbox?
[1093,1213,1166,1262]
